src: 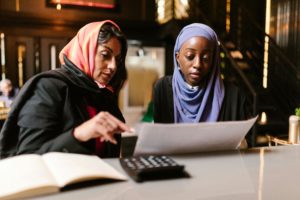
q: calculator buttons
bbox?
[120,155,185,182]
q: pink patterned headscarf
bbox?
[59,20,120,89]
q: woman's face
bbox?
[176,36,213,86]
[93,36,122,85]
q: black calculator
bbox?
[119,155,186,182]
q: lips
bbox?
[102,74,112,81]
[102,70,113,77]
[190,72,200,78]
[103,72,112,76]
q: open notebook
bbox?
[133,116,258,155]
[0,152,127,200]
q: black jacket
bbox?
[153,76,253,143]
[0,58,124,159]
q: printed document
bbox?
[134,116,258,155]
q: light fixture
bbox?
[16,0,20,12]
[259,112,267,125]
[0,33,6,80]
[56,3,62,10]
[156,0,190,24]
[263,0,271,88]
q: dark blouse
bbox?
[153,76,253,144]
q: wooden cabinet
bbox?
[3,35,69,87]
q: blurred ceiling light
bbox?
[156,0,168,24]
[56,3,62,10]
[175,0,190,19]
[226,0,231,33]
[156,0,190,24]
[50,0,116,9]
[180,0,188,6]
[259,112,267,125]
[263,0,271,89]
[16,0,20,12]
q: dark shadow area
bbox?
[134,170,191,183]
[61,179,124,192]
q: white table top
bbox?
[33,145,300,200]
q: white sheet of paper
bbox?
[133,116,258,155]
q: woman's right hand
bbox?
[73,111,132,144]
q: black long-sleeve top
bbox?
[0,58,123,159]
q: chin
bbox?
[189,79,201,86]
[97,78,109,84]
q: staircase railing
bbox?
[219,42,258,147]
[191,0,300,146]
[230,2,300,118]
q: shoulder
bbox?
[153,75,174,108]
[154,75,172,90]
[24,69,70,92]
[224,81,239,92]
[223,81,252,115]
[36,76,68,90]
[14,70,72,107]
[224,81,247,100]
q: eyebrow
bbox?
[101,45,121,57]
[102,45,113,53]
[185,47,211,52]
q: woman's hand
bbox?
[73,111,132,144]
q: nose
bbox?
[193,55,201,69]
[107,57,117,72]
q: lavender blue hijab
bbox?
[172,23,225,123]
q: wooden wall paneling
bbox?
[6,36,34,87]
[33,37,41,74]
[40,38,69,72]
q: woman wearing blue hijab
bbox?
[153,23,251,145]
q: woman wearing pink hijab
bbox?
[0,20,132,159]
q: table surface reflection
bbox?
[33,145,300,200]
